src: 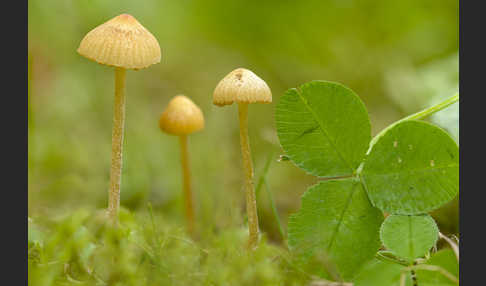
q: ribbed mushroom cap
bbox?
[213,68,272,106]
[159,95,205,136]
[77,14,161,70]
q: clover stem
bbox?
[238,103,260,249]
[439,232,459,261]
[180,134,195,236]
[107,67,127,224]
[361,92,460,158]
[401,92,459,122]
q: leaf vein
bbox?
[327,183,359,253]
[295,88,354,172]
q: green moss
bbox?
[28,208,309,285]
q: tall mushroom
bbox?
[213,68,272,249]
[77,14,161,223]
[159,95,205,236]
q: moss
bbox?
[28,208,309,286]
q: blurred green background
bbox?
[28,0,459,242]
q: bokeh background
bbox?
[28,0,459,242]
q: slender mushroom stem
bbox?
[107,67,127,223]
[179,134,195,235]
[237,103,259,249]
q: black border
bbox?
[6,0,28,284]
[459,0,481,284]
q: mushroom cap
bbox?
[213,68,272,106]
[77,14,161,70]
[159,95,205,136]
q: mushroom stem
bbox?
[179,134,195,235]
[237,103,259,249]
[107,67,127,223]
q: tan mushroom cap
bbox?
[159,95,205,136]
[77,14,161,70]
[213,68,272,106]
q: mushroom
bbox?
[77,14,161,223]
[159,95,205,235]
[213,68,272,249]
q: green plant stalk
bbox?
[107,67,127,224]
[359,92,459,163]
[255,150,285,241]
[264,179,286,241]
[376,252,410,266]
[238,103,260,250]
[401,92,459,122]
[147,203,162,261]
[255,150,275,198]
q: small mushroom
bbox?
[77,14,161,223]
[213,68,272,249]
[159,95,205,235]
